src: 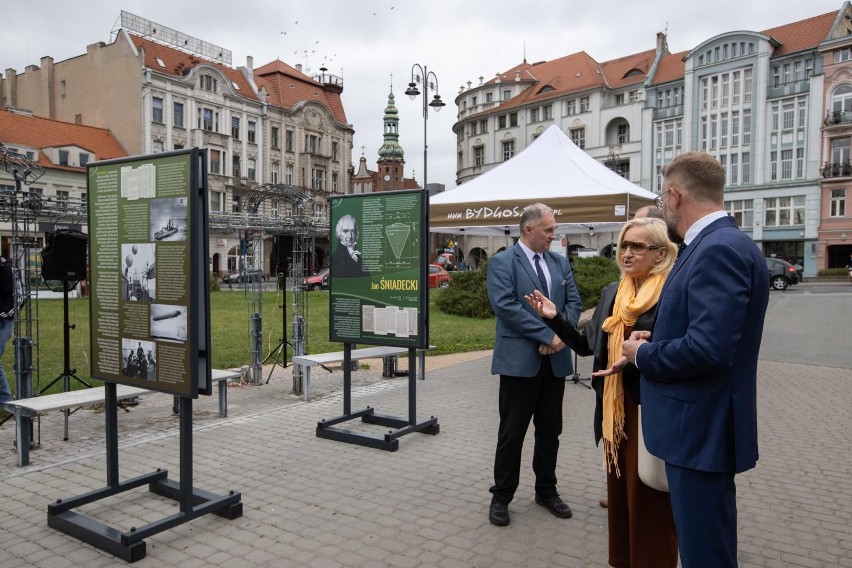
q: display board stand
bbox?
[316,344,439,451]
[47,383,243,562]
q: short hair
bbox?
[633,205,664,220]
[335,214,357,241]
[661,151,725,205]
[615,217,677,277]
[519,203,553,233]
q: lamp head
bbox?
[405,82,420,99]
[429,94,446,112]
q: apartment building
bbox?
[0,107,127,257]
[452,5,849,277]
[0,12,354,276]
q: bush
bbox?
[817,267,848,277]
[433,255,621,317]
[210,273,220,292]
[571,256,620,309]
[434,262,494,319]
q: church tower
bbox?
[376,90,406,191]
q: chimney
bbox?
[246,56,253,72]
[656,32,669,56]
[514,70,521,82]
[295,63,302,73]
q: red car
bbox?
[301,267,329,291]
[429,263,452,288]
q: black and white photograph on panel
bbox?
[150,197,188,241]
[121,243,156,301]
[150,303,187,343]
[121,337,157,381]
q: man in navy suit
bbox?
[486,203,583,526]
[622,152,769,567]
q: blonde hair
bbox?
[615,218,677,277]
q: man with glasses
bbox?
[622,152,769,568]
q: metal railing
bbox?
[821,162,852,178]
[824,111,852,126]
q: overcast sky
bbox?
[1,0,842,188]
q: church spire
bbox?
[377,89,404,160]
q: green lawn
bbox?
[2,289,496,396]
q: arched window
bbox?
[832,84,852,113]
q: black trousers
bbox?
[490,357,565,504]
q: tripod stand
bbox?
[264,294,292,384]
[568,350,592,389]
[38,279,92,439]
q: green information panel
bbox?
[329,190,428,348]
[87,149,211,397]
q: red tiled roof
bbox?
[600,48,656,89]
[255,60,348,125]
[130,34,257,100]
[763,10,837,56]
[0,108,127,171]
[650,51,688,86]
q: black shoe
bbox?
[535,494,573,519]
[489,497,510,526]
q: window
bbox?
[743,110,751,145]
[210,191,225,212]
[498,115,507,129]
[306,134,320,154]
[580,97,590,112]
[232,195,241,213]
[566,100,576,115]
[782,104,794,130]
[474,146,485,167]
[247,121,256,144]
[798,100,806,128]
[470,122,477,136]
[332,172,339,193]
[58,150,69,166]
[721,74,729,107]
[570,127,585,149]
[271,127,280,149]
[285,164,294,185]
[830,189,846,217]
[742,152,750,184]
[764,196,805,226]
[247,158,256,181]
[502,89,511,101]
[200,108,215,131]
[615,93,625,106]
[725,199,754,228]
[152,97,163,123]
[232,117,240,139]
[271,200,279,218]
[271,162,279,184]
[629,90,639,103]
[617,123,629,144]
[332,141,339,161]
[530,108,539,123]
[173,102,184,128]
[502,140,515,162]
[744,68,752,104]
[835,47,852,63]
[796,148,804,179]
[210,150,221,174]
[832,137,851,164]
[543,105,552,120]
[732,71,741,105]
[200,75,218,92]
[56,190,69,210]
[311,168,326,190]
[480,119,488,133]
[731,112,740,147]
[286,130,294,152]
[720,113,728,149]
[781,150,793,180]
[770,151,778,181]
[730,154,739,184]
[486,92,493,103]
[232,154,241,178]
[79,153,90,167]
[509,113,518,127]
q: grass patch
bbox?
[3,288,497,396]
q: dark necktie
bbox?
[677,242,687,258]
[533,254,549,298]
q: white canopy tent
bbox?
[429,124,659,237]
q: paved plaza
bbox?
[1,289,851,567]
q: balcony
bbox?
[653,104,684,121]
[821,162,852,178]
[824,111,852,127]
[766,79,809,100]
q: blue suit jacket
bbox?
[637,216,769,473]
[488,243,583,378]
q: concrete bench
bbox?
[292,346,430,402]
[211,368,242,417]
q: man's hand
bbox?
[538,336,565,356]
[622,338,647,365]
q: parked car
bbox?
[301,267,329,291]
[223,268,265,284]
[429,263,452,288]
[766,257,798,290]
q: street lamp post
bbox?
[405,64,444,360]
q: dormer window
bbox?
[58,150,69,166]
[156,57,165,68]
[80,153,90,166]
[200,74,217,92]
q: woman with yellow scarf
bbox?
[526,217,678,568]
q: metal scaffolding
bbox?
[0,144,45,439]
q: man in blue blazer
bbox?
[486,203,583,526]
[622,152,769,567]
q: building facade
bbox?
[0,13,354,277]
[451,5,850,277]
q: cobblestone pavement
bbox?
[1,352,850,567]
